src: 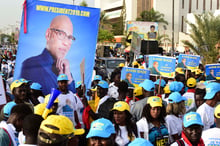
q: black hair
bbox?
[110,68,121,83]
[23,114,44,137]
[118,81,128,92]
[195,88,206,99]
[150,25,155,29]
[175,74,185,84]
[10,103,33,120]
[141,104,166,123]
[110,110,138,140]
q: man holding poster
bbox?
[20,15,75,95]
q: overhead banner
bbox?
[205,64,220,80]
[148,55,176,78]
[126,21,158,40]
[121,67,150,87]
[14,0,100,95]
[131,32,141,56]
[177,54,200,70]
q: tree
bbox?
[157,33,171,46]
[182,12,220,64]
[79,0,88,7]
[98,29,115,43]
[136,8,168,25]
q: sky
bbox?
[0,0,94,31]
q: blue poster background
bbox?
[205,64,220,78]
[121,67,150,86]
[148,55,176,78]
[14,0,100,95]
[177,54,200,70]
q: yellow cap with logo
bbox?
[112,101,130,112]
[147,96,162,107]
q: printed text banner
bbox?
[177,54,200,70]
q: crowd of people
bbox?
[0,50,220,146]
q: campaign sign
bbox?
[148,55,176,78]
[126,21,158,40]
[205,64,220,80]
[177,54,200,70]
[14,0,100,95]
[121,67,150,86]
[131,32,141,56]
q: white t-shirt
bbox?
[183,92,196,113]
[73,94,84,126]
[196,103,214,130]
[57,91,77,124]
[108,82,119,100]
[165,114,183,144]
[37,96,44,103]
[136,117,149,140]
[170,138,189,146]
[202,127,220,145]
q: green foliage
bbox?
[136,8,168,25]
[157,33,171,46]
[112,16,124,35]
[98,29,115,43]
[79,0,88,7]
[182,12,220,64]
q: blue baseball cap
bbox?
[97,80,109,89]
[128,138,153,146]
[19,78,29,83]
[168,92,186,103]
[86,118,115,138]
[30,82,42,90]
[169,81,183,92]
[3,101,16,118]
[154,79,166,87]
[183,112,204,128]
[75,81,82,88]
[93,75,102,81]
[204,82,220,99]
[138,55,144,59]
[57,74,68,81]
[139,79,155,92]
[2,59,6,62]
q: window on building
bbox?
[189,0,192,13]
[210,0,212,10]
[182,0,184,9]
[203,0,206,11]
[181,16,184,32]
[196,0,199,9]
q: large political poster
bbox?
[205,64,220,80]
[121,67,150,87]
[148,55,176,78]
[14,0,100,95]
[126,21,158,40]
[177,54,200,70]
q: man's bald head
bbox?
[46,15,74,60]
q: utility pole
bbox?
[73,0,75,5]
[172,0,174,56]
[121,0,126,35]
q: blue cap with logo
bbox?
[154,79,166,87]
[139,79,155,92]
[203,82,220,99]
[57,74,68,81]
[86,118,115,138]
[169,81,183,92]
[183,112,204,128]
[75,81,82,88]
[168,92,187,103]
[30,82,42,90]
[128,138,153,146]
[93,75,102,81]
[97,80,109,89]
[19,78,29,83]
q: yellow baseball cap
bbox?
[139,66,145,69]
[44,94,59,104]
[40,115,85,136]
[10,80,24,91]
[216,77,220,80]
[147,96,162,107]
[112,101,130,112]
[164,85,171,94]
[195,69,203,75]
[175,67,184,74]
[187,77,196,88]
[118,63,125,67]
[134,86,143,96]
[133,61,139,66]
[34,103,52,116]
[215,104,220,118]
